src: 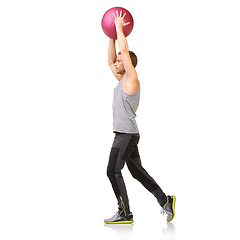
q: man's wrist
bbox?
[115,24,123,32]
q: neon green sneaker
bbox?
[104,210,134,224]
[162,195,176,222]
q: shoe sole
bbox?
[167,195,176,222]
[104,220,134,224]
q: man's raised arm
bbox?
[113,10,138,93]
[108,39,121,81]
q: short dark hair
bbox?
[118,51,138,68]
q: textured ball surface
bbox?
[101,7,134,39]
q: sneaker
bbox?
[104,210,134,224]
[161,195,176,222]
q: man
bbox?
[104,10,176,224]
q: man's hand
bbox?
[112,10,130,30]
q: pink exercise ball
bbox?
[101,7,134,40]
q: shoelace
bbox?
[160,200,172,218]
[160,207,166,216]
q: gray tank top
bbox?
[113,79,140,133]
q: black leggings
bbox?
[107,132,167,215]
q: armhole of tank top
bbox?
[121,85,140,97]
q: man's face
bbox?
[114,54,125,74]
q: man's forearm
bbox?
[116,26,129,53]
[108,39,117,65]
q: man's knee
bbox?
[107,168,122,180]
[107,168,114,179]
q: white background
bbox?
[0,0,240,239]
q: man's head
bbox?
[114,51,138,74]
